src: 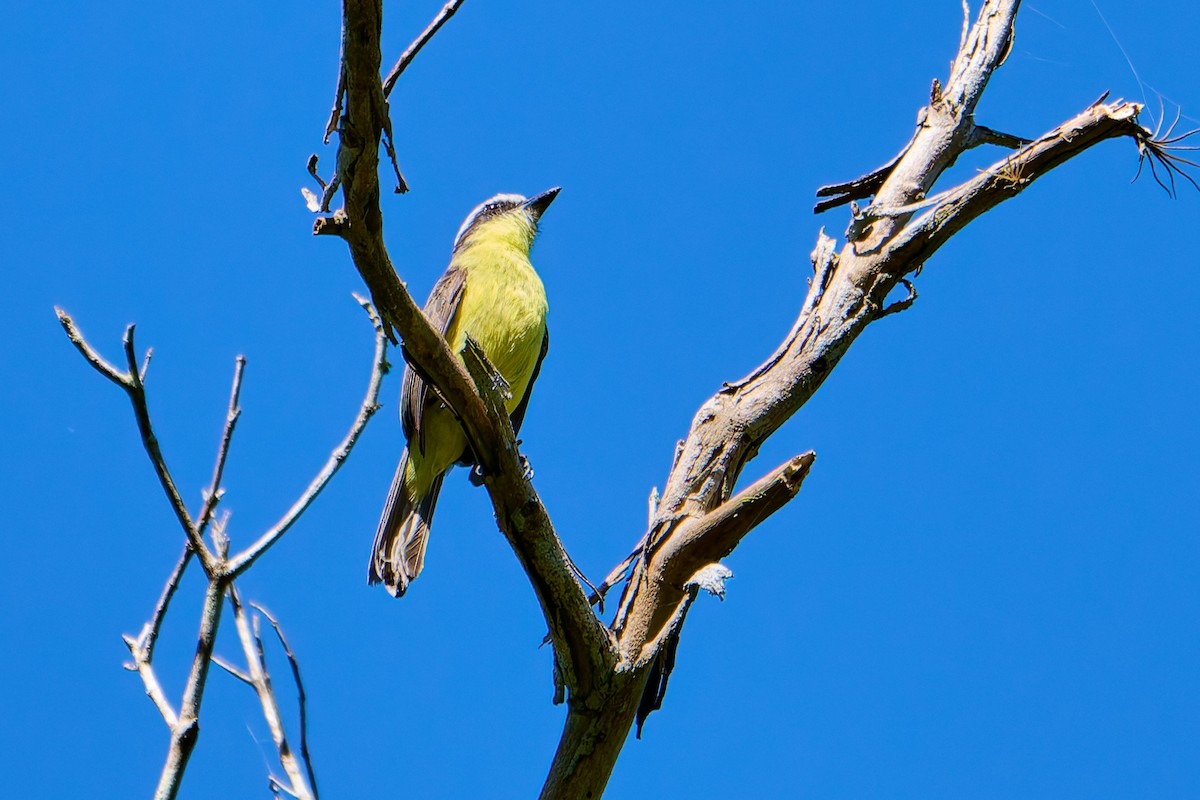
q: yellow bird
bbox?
[368,188,559,596]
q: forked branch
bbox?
[55,310,218,576]
[303,1,1191,798]
[540,0,1192,796]
[220,588,319,800]
[61,299,387,800]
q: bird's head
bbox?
[452,187,560,255]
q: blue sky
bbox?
[5,1,1199,797]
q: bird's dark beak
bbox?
[523,186,561,222]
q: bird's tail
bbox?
[367,451,444,597]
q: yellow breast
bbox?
[449,241,548,414]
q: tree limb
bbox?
[142,546,193,661]
[197,356,246,539]
[223,590,318,800]
[224,295,387,578]
[539,0,1186,795]
[154,577,225,800]
[56,310,219,576]
[381,0,466,98]
[322,0,614,698]
[656,452,816,594]
[62,291,390,797]
[301,1,1188,797]
[887,99,1158,262]
[123,631,179,728]
[253,603,321,800]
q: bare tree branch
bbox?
[323,25,348,145]
[154,577,225,800]
[323,0,614,699]
[197,356,246,539]
[63,290,389,797]
[224,296,388,578]
[66,0,1190,794]
[142,295,382,795]
[886,99,1147,261]
[460,341,618,691]
[656,452,816,592]
[532,0,1198,795]
[382,0,467,97]
[123,631,179,728]
[55,311,131,390]
[56,310,219,576]
[225,588,317,800]
[286,0,1194,796]
[142,546,193,661]
[212,655,254,685]
[252,602,320,800]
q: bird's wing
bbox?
[509,327,549,436]
[401,264,467,453]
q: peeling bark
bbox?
[315,0,1184,796]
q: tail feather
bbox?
[368,452,444,597]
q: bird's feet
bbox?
[466,453,533,486]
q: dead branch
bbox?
[307,2,1027,798]
[55,310,218,576]
[224,589,318,800]
[253,603,320,800]
[155,579,225,800]
[534,0,1192,796]
[197,356,246,538]
[224,295,387,578]
[323,0,613,701]
[382,0,466,97]
[142,546,192,661]
[61,298,386,799]
[282,0,1195,797]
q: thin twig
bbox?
[143,546,194,660]
[380,130,410,194]
[323,20,348,143]
[224,296,387,578]
[253,602,320,800]
[589,540,645,610]
[56,309,217,576]
[55,308,130,391]
[212,655,254,685]
[197,356,247,539]
[966,124,1032,150]
[382,0,467,97]
[226,588,316,800]
[375,0,469,195]
[123,633,179,728]
[271,777,301,799]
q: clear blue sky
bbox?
[5,1,1199,797]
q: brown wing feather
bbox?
[401,265,467,453]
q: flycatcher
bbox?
[368,187,559,596]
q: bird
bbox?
[368,187,560,597]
